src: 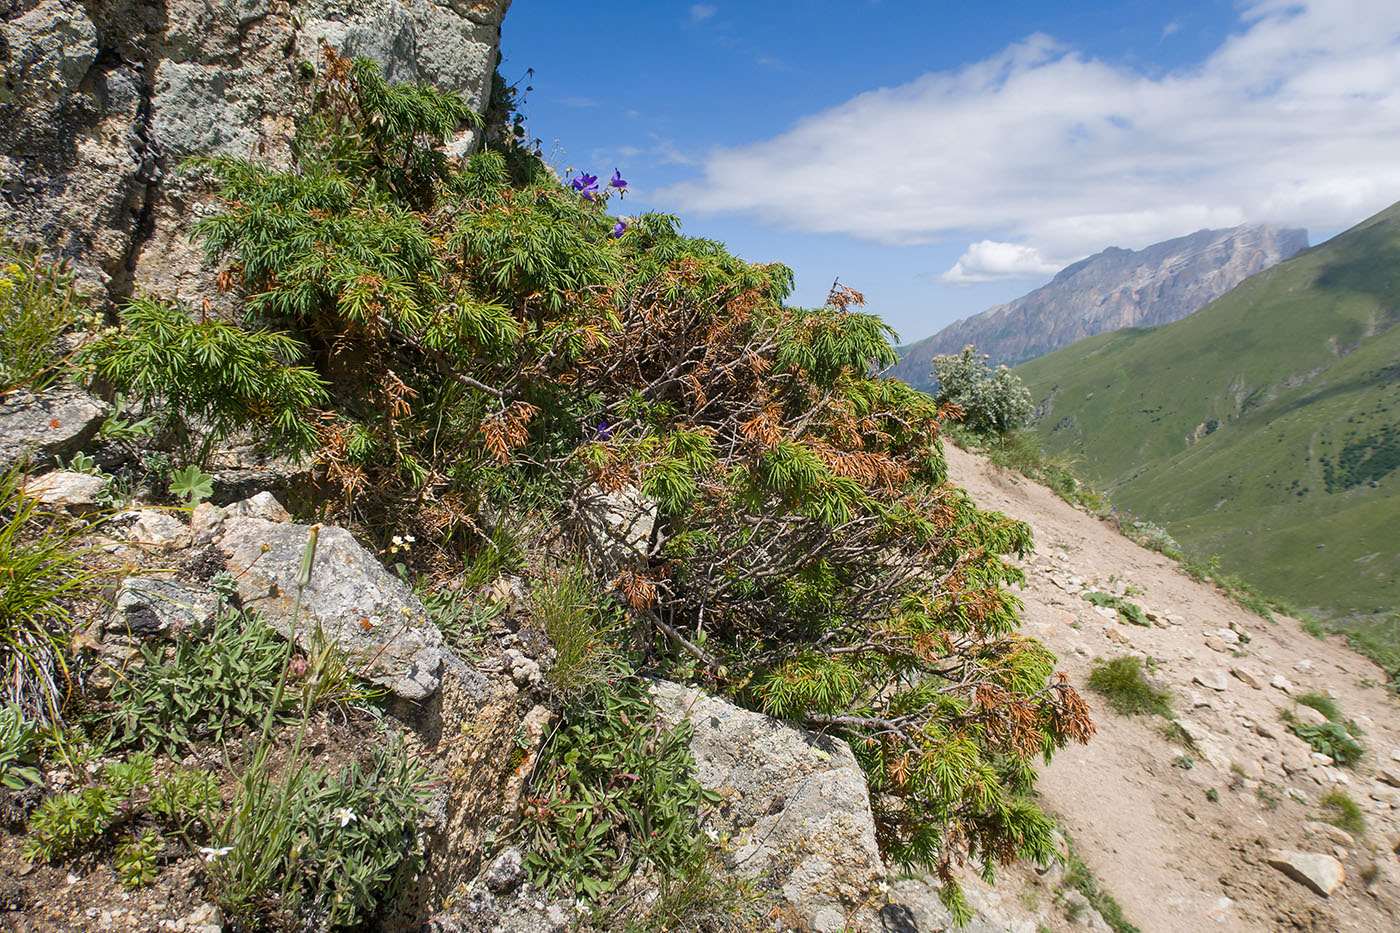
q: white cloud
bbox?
[690,4,717,23]
[943,241,1062,284]
[661,1,1400,270]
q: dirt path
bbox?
[943,443,1400,932]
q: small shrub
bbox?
[0,241,84,391]
[928,345,1033,435]
[1122,520,1179,556]
[1087,657,1172,717]
[1319,789,1366,837]
[115,828,163,888]
[1172,755,1194,770]
[149,768,221,831]
[1294,692,1353,730]
[23,784,117,863]
[209,738,430,930]
[81,296,327,467]
[1288,720,1364,766]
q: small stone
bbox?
[1193,670,1230,692]
[123,509,191,548]
[1377,767,1400,788]
[1231,666,1264,689]
[1296,706,1328,727]
[1215,628,1240,645]
[1204,635,1230,653]
[1271,675,1293,693]
[483,846,524,893]
[23,471,105,514]
[1294,659,1315,673]
[1266,849,1345,896]
[225,491,292,523]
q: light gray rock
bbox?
[107,578,218,638]
[483,846,525,894]
[224,491,292,524]
[213,516,444,700]
[23,471,105,514]
[649,680,885,931]
[1266,849,1345,896]
[1295,705,1328,728]
[122,509,192,548]
[1193,670,1229,692]
[0,388,109,471]
[1376,767,1400,788]
[1271,675,1293,693]
[1231,665,1264,689]
[574,484,658,568]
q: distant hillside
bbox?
[891,224,1307,387]
[1016,200,1400,643]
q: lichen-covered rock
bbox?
[574,484,658,568]
[107,577,218,638]
[212,515,444,700]
[649,680,885,932]
[1,0,510,311]
[0,388,109,471]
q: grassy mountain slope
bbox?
[1015,200,1400,639]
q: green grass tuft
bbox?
[1086,657,1172,718]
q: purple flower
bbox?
[571,172,599,200]
[609,169,627,189]
[611,220,627,238]
[597,418,612,439]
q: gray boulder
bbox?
[0,387,109,471]
[107,577,219,638]
[649,680,886,932]
[574,484,658,568]
[212,515,444,700]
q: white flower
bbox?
[703,826,719,841]
[334,807,358,827]
[392,535,404,546]
[876,881,890,895]
[199,846,234,862]
[404,534,416,543]
[575,903,592,916]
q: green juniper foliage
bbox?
[82,296,326,468]
[185,53,1095,916]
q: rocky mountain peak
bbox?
[891,223,1308,386]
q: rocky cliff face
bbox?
[0,0,509,311]
[892,224,1308,386]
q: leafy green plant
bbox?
[0,240,84,391]
[1083,592,1149,626]
[115,828,163,888]
[81,296,327,467]
[0,705,41,789]
[169,465,214,504]
[1284,694,1364,766]
[0,467,102,719]
[22,784,117,863]
[149,768,221,831]
[1288,719,1364,766]
[107,612,292,754]
[1086,657,1172,717]
[520,679,716,903]
[1319,789,1366,837]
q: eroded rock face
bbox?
[1,0,510,311]
[211,515,445,700]
[649,680,886,932]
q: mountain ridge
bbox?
[891,223,1307,386]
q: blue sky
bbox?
[499,1,1400,343]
